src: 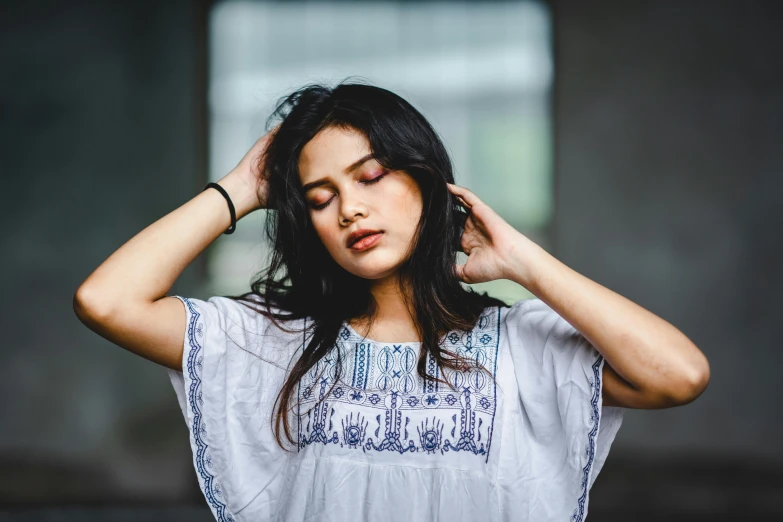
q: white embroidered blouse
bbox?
[167,295,624,522]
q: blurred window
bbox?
[207,0,552,303]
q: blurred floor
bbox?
[0,506,213,522]
[0,505,779,522]
[588,453,783,521]
[2,453,782,522]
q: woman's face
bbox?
[298,126,423,280]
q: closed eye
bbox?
[361,170,388,185]
[309,171,388,210]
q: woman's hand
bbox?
[220,125,280,212]
[447,183,533,285]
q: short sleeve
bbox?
[503,298,624,521]
[166,295,297,522]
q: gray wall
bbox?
[553,1,783,517]
[553,0,783,459]
[0,0,209,507]
[1,0,781,519]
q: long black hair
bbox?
[225,79,509,449]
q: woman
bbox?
[74,81,710,521]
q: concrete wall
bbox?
[553,0,783,458]
[552,1,783,517]
[0,0,209,505]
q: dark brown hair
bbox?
[225,79,509,449]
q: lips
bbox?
[346,228,383,248]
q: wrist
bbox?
[217,171,262,219]
[504,234,549,292]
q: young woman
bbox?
[74,82,710,522]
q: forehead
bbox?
[298,126,372,183]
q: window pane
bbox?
[208,0,552,304]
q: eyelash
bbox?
[309,171,388,211]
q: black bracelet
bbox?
[204,182,236,234]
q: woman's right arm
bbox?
[73,131,275,372]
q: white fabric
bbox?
[167,295,624,522]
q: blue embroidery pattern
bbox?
[297,306,502,462]
[570,355,604,522]
[181,297,236,522]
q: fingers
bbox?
[446,183,481,209]
[454,263,466,283]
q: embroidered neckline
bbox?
[342,321,422,345]
[341,306,497,346]
[298,306,503,461]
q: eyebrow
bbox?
[301,153,376,194]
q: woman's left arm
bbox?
[447,183,710,409]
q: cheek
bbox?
[310,215,341,249]
[406,196,423,221]
[396,186,423,224]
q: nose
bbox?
[339,190,368,225]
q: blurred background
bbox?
[1,0,781,520]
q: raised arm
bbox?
[73,130,275,371]
[447,182,710,409]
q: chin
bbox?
[339,253,404,280]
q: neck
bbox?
[349,274,420,343]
